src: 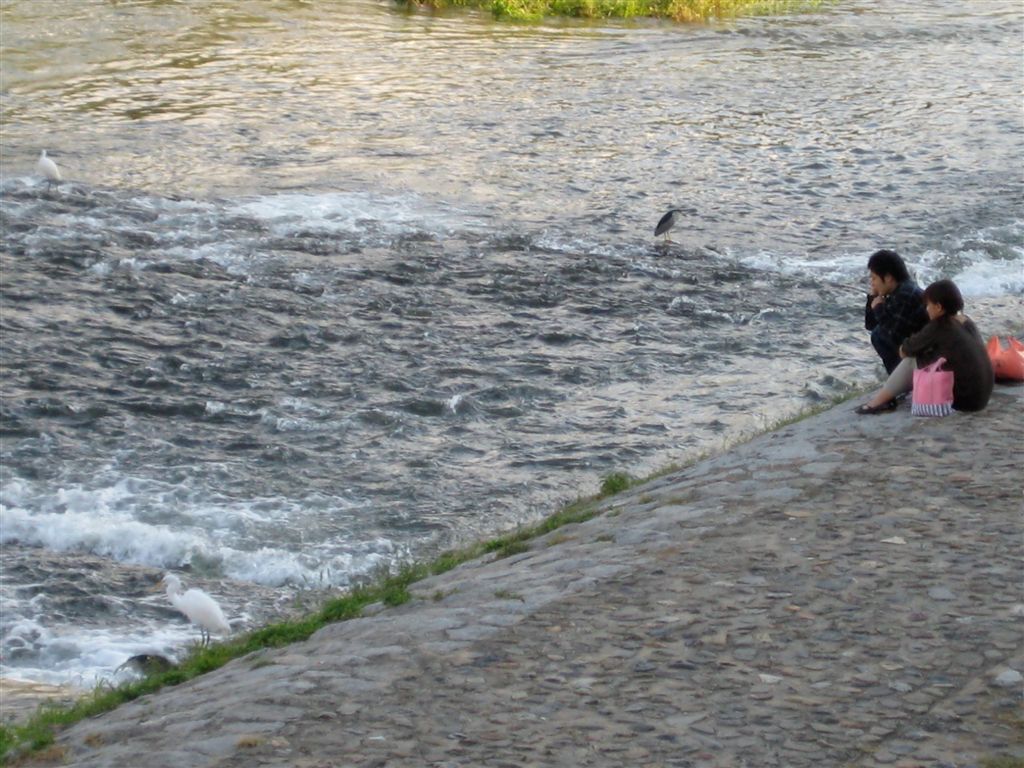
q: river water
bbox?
[1,0,1021,687]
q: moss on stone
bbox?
[399,0,828,22]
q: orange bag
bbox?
[987,336,1024,382]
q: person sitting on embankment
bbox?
[855,278,994,415]
[864,249,930,375]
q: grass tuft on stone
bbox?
[398,0,829,22]
[981,759,1024,768]
[600,471,635,496]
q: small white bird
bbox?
[655,208,683,243]
[36,150,61,190]
[157,573,231,646]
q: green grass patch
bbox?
[600,471,634,496]
[981,758,1024,768]
[398,0,829,22]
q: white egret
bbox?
[36,150,61,190]
[157,573,231,646]
[655,208,683,243]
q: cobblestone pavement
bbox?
[29,387,1024,768]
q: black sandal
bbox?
[854,401,898,415]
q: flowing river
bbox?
[1,0,1021,686]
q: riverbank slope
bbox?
[22,385,1024,767]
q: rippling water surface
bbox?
[1,0,1022,685]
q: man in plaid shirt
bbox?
[864,249,929,374]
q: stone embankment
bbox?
[23,386,1024,767]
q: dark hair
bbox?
[923,279,964,316]
[867,249,911,283]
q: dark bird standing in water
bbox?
[655,208,683,242]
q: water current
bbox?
[1,0,1022,687]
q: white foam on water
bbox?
[221,543,399,588]
[736,226,1024,298]
[47,187,494,279]
[159,240,257,273]
[532,230,636,260]
[917,246,1024,296]
[258,410,354,434]
[0,501,399,588]
[0,478,409,686]
[87,257,143,275]
[276,396,332,417]
[0,476,403,589]
[256,395,364,434]
[0,504,211,569]
[0,615,196,689]
[229,190,486,239]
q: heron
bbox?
[157,573,231,646]
[36,150,61,191]
[655,208,684,242]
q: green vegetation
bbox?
[600,471,635,496]
[980,758,1024,768]
[0,393,858,764]
[398,0,828,22]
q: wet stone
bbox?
[993,668,1023,688]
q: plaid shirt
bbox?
[864,280,928,346]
